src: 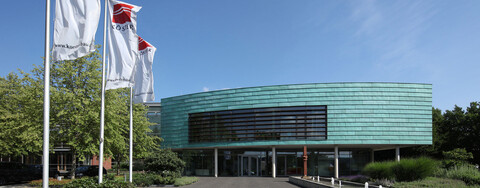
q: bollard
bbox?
[331,177,334,185]
[124,173,127,182]
[339,180,342,187]
[379,185,382,188]
[365,182,369,188]
[312,176,315,181]
[317,176,320,182]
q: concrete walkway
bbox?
[181,177,299,188]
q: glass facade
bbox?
[177,148,370,177]
[179,150,214,176]
[339,150,371,176]
[146,105,161,137]
[188,106,327,143]
[306,150,334,177]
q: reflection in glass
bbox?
[189,105,327,143]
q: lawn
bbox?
[174,176,199,186]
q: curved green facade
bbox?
[160,82,432,149]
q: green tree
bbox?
[46,48,160,177]
[433,102,480,165]
[442,148,473,168]
[0,46,160,177]
[0,72,44,157]
[464,102,480,165]
[45,49,104,178]
[104,88,161,175]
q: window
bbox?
[188,105,327,143]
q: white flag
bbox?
[105,0,141,90]
[52,0,101,61]
[133,37,156,103]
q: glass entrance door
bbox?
[277,155,286,176]
[238,155,259,176]
[277,153,302,176]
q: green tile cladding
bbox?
[159,82,432,149]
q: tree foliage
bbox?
[0,71,43,156]
[442,148,474,169]
[436,103,480,165]
[405,103,480,165]
[0,47,160,172]
[145,149,186,177]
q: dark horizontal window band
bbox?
[188,127,327,133]
[189,136,327,143]
[189,116,327,123]
[189,129,327,135]
[189,122,327,129]
[189,133,327,138]
[188,135,328,140]
[188,105,327,143]
[188,125,327,131]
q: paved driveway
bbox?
[182,177,299,188]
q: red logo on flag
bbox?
[139,37,152,51]
[112,3,134,24]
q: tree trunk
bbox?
[71,151,77,179]
[116,154,121,176]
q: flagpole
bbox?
[99,0,108,184]
[43,0,51,187]
[129,86,133,182]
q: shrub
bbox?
[120,162,129,170]
[158,176,176,184]
[442,148,473,169]
[392,157,436,182]
[105,173,115,181]
[63,176,134,188]
[363,161,395,180]
[145,149,186,176]
[100,180,135,188]
[393,177,469,188]
[444,164,480,185]
[363,157,437,182]
[132,173,155,187]
[132,173,176,186]
[63,177,98,188]
[133,162,145,171]
[29,178,72,186]
[433,166,447,177]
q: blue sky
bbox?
[1,0,479,111]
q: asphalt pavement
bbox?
[181,177,300,188]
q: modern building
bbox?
[146,82,432,178]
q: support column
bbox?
[334,146,339,178]
[240,156,243,176]
[396,147,400,162]
[303,146,308,177]
[371,149,375,163]
[272,146,276,178]
[214,148,218,177]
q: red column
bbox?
[303,145,308,177]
